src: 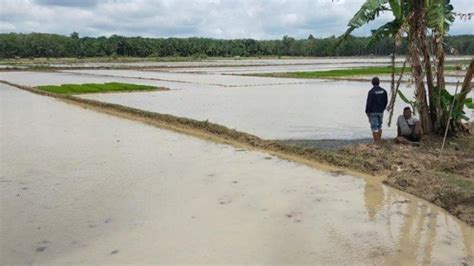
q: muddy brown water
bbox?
[1,83,472,264]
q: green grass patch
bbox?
[37,82,166,95]
[249,65,457,79]
[433,171,474,194]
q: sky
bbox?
[0,0,472,39]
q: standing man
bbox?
[365,77,388,142]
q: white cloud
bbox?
[0,0,472,39]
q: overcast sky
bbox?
[1,0,472,39]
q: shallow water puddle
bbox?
[1,84,472,264]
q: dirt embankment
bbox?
[334,135,474,225]
[1,80,473,225]
[282,133,473,225]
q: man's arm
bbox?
[382,90,388,110]
[365,91,372,114]
[397,124,401,136]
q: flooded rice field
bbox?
[345,74,470,84]
[0,71,222,91]
[2,67,470,140]
[1,84,472,265]
[5,55,470,69]
[78,79,407,139]
[149,62,399,74]
[3,56,473,141]
[64,66,471,139]
[63,69,314,87]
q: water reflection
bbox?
[362,179,472,265]
[364,181,385,220]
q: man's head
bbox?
[371,77,380,86]
[403,106,412,119]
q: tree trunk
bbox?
[454,58,474,130]
[442,59,474,134]
[458,59,474,104]
[420,31,436,129]
[408,1,433,134]
[433,33,446,132]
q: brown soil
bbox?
[1,80,472,225]
[337,134,474,225]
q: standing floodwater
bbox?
[1,84,472,264]
[2,70,469,140]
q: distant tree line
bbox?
[0,32,473,58]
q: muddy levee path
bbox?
[1,67,473,263]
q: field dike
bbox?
[2,80,472,226]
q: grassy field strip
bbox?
[37,82,168,95]
[247,65,459,79]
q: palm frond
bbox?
[366,20,402,47]
[335,0,389,48]
[388,0,402,19]
[426,0,454,35]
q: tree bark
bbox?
[420,31,436,129]
[458,59,474,102]
[433,33,445,132]
[408,1,433,134]
[454,59,474,120]
[443,59,474,134]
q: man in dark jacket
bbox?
[365,77,388,142]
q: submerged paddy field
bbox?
[1,57,473,264]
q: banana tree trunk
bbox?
[457,59,474,104]
[433,34,446,132]
[420,31,436,128]
[453,59,474,133]
[408,1,433,134]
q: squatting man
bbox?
[395,106,422,144]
